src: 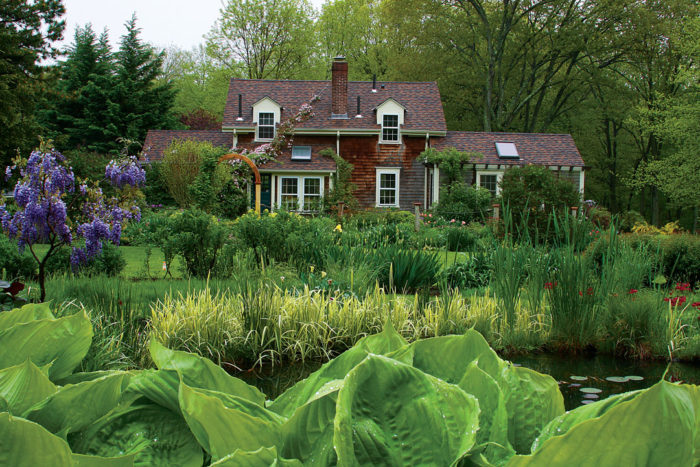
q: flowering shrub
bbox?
[0,149,142,300]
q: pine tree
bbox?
[113,15,176,146]
[45,25,120,152]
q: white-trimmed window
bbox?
[257,112,275,141]
[376,168,400,207]
[291,146,312,160]
[278,176,323,211]
[381,114,400,143]
[477,171,503,197]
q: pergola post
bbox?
[219,153,262,214]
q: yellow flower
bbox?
[321,271,327,278]
[310,265,315,273]
[334,224,343,233]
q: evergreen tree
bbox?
[113,15,176,147]
[43,25,120,152]
[0,0,65,168]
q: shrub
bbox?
[434,182,491,224]
[348,209,414,227]
[442,251,493,289]
[617,210,645,233]
[588,206,611,229]
[374,246,440,292]
[445,226,476,252]
[499,165,581,243]
[160,139,211,207]
[163,209,229,278]
[141,162,176,207]
[0,234,35,279]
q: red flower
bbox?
[544,282,554,290]
[578,291,583,296]
[675,283,691,292]
[692,302,700,309]
[629,289,638,294]
[586,287,593,295]
[666,296,687,307]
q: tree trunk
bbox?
[39,260,46,302]
[651,186,659,227]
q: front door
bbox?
[260,174,272,211]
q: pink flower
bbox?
[450,219,455,223]
[461,221,466,225]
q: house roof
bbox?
[143,130,232,161]
[432,131,585,167]
[222,79,446,133]
[142,130,337,172]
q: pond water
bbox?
[234,354,700,411]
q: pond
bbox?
[235,353,700,411]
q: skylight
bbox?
[495,142,519,159]
[291,146,312,160]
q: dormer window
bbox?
[257,112,275,140]
[382,115,400,143]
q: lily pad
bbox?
[626,376,644,381]
[569,376,587,381]
[583,394,599,399]
[567,383,581,388]
[580,400,594,405]
[605,376,630,383]
[579,387,602,394]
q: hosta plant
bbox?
[0,302,698,466]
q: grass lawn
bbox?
[32,244,184,279]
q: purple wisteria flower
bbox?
[105,156,146,188]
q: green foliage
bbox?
[206,0,318,79]
[162,209,228,278]
[43,243,126,278]
[374,246,441,292]
[0,0,65,167]
[617,210,646,232]
[500,165,581,242]
[320,149,359,214]
[141,162,176,207]
[160,139,210,207]
[0,233,36,279]
[442,251,494,289]
[435,182,492,224]
[420,147,477,185]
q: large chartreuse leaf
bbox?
[0,359,57,415]
[531,389,643,452]
[150,340,264,405]
[269,322,408,418]
[211,446,302,466]
[279,379,343,466]
[70,403,203,467]
[25,372,130,435]
[125,369,181,413]
[508,381,700,466]
[404,331,505,384]
[0,302,54,331]
[0,411,73,466]
[501,365,564,454]
[0,310,93,380]
[334,354,480,466]
[71,452,137,466]
[179,383,282,461]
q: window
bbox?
[376,168,400,207]
[381,114,399,143]
[257,112,275,140]
[303,178,322,211]
[280,177,298,210]
[477,171,503,197]
[495,142,519,159]
[291,146,312,160]
[278,176,323,211]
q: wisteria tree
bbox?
[1,149,144,301]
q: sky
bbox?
[55,0,327,53]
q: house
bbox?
[144,56,585,212]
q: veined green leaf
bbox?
[70,403,203,467]
[178,383,282,461]
[0,302,54,332]
[0,359,57,415]
[280,380,343,466]
[0,412,73,466]
[501,365,564,454]
[25,372,130,435]
[0,310,93,380]
[150,340,264,405]
[270,321,408,418]
[508,381,700,466]
[71,452,137,466]
[334,354,480,466]
[211,446,302,466]
[125,369,180,413]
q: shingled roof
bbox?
[222,79,446,133]
[432,131,585,167]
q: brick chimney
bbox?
[331,56,348,119]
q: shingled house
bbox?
[144,57,585,212]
